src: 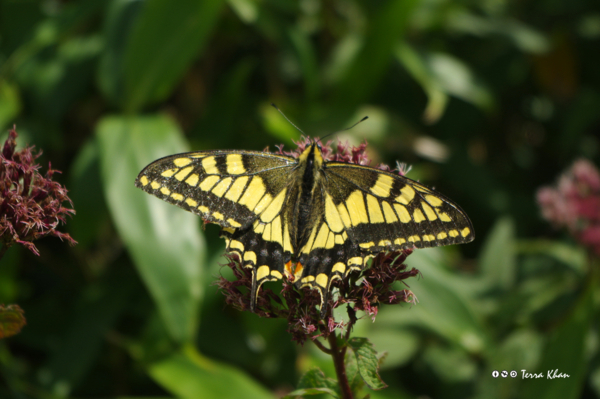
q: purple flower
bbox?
[217,137,419,344]
[537,159,600,256]
[0,127,76,258]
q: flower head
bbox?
[0,127,76,257]
[217,137,419,344]
[537,159,600,256]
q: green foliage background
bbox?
[1,0,599,398]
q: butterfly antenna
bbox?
[320,116,369,142]
[343,116,368,131]
[271,103,305,135]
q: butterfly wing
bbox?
[135,150,299,310]
[136,149,475,317]
[135,150,296,229]
[324,162,475,251]
[293,162,474,313]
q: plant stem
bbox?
[312,338,332,354]
[328,332,353,399]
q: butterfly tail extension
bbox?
[318,286,331,319]
[300,258,359,319]
[221,225,290,313]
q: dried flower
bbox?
[0,127,76,258]
[537,159,600,256]
[217,137,419,344]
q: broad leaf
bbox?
[283,387,339,398]
[521,277,595,399]
[123,0,224,111]
[479,217,516,290]
[149,345,273,399]
[96,114,204,343]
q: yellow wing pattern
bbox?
[135,143,474,317]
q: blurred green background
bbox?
[1,0,600,398]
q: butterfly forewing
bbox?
[323,162,474,251]
[135,150,295,229]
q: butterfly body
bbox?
[135,141,474,316]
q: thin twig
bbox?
[312,338,332,354]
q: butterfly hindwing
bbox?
[221,216,293,308]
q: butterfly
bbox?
[135,139,474,317]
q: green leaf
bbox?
[516,239,586,274]
[68,138,110,248]
[348,337,387,390]
[445,10,550,54]
[97,0,145,105]
[324,33,363,87]
[1,0,105,77]
[334,0,419,110]
[473,329,544,399]
[298,367,339,392]
[422,344,477,382]
[0,80,21,130]
[345,348,362,392]
[399,248,489,354]
[414,275,486,352]
[114,397,171,399]
[397,43,494,123]
[367,329,419,370]
[288,27,320,102]
[0,304,26,339]
[96,114,204,343]
[123,0,224,112]
[228,0,259,24]
[283,387,339,398]
[521,275,596,399]
[16,35,102,120]
[191,59,257,145]
[427,52,494,110]
[261,103,302,142]
[479,217,516,290]
[148,345,273,399]
[395,42,449,124]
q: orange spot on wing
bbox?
[284,261,304,282]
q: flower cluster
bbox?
[278,136,412,177]
[0,127,76,258]
[537,159,600,256]
[276,136,371,166]
[217,137,419,344]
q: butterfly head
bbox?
[297,140,324,169]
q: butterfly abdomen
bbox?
[296,145,323,252]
